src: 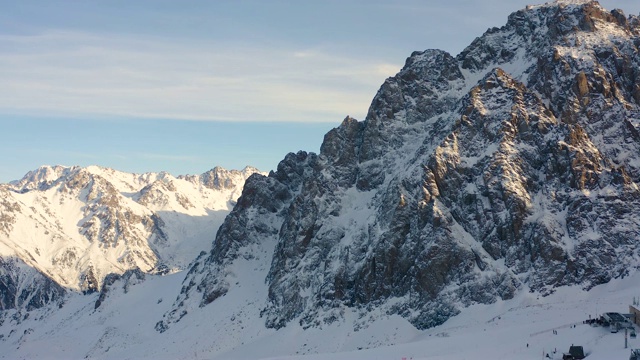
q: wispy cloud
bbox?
[133,153,202,163]
[0,31,399,123]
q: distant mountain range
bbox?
[0,165,260,310]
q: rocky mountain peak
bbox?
[458,0,638,76]
[158,0,640,333]
[12,165,78,192]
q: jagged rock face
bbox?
[0,256,65,311]
[0,165,261,309]
[157,157,304,330]
[167,0,640,331]
[94,268,145,309]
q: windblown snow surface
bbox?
[1,232,639,360]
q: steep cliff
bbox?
[161,0,640,331]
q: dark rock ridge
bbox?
[163,0,640,330]
[0,256,65,312]
[94,268,146,309]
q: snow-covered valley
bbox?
[2,249,640,360]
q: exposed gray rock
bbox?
[0,256,65,311]
[94,268,145,309]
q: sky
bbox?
[2,0,640,183]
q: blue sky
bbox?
[2,0,639,182]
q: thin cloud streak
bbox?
[134,153,202,163]
[0,31,398,123]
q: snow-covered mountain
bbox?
[2,1,640,359]
[0,165,261,309]
[161,0,640,333]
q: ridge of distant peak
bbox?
[526,0,599,9]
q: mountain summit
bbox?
[160,0,640,331]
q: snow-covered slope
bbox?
[0,165,261,299]
[1,247,640,360]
